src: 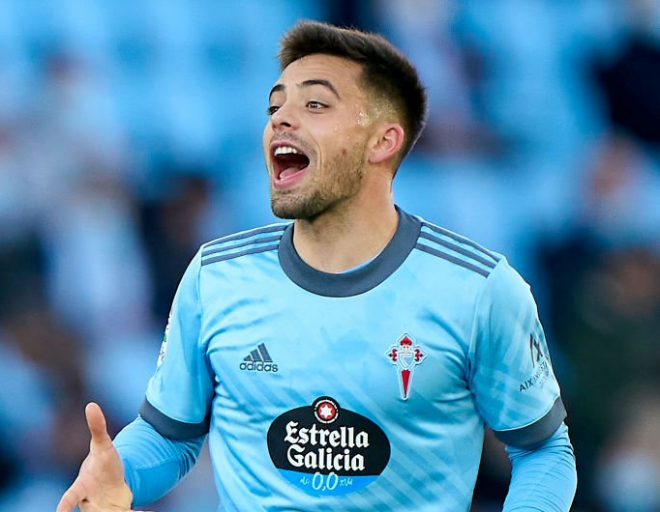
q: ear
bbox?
[368,123,405,165]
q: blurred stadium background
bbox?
[0,0,659,511]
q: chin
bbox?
[271,194,327,221]
[271,202,310,220]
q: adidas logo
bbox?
[239,343,279,372]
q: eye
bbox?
[306,101,326,110]
[267,105,280,116]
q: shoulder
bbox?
[199,222,291,267]
[412,216,503,279]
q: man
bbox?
[57,20,577,512]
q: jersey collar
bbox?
[278,207,421,297]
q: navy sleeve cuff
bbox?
[493,397,567,448]
[139,398,210,440]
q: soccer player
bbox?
[57,20,577,512]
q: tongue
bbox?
[277,152,310,177]
[280,167,302,179]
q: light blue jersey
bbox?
[140,208,566,512]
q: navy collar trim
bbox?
[278,208,421,297]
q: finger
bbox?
[85,402,113,451]
[56,481,86,512]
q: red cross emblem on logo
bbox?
[386,334,426,400]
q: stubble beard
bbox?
[270,143,366,220]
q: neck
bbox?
[292,193,398,274]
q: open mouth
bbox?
[271,144,311,182]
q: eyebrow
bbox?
[269,79,341,101]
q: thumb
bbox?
[85,402,113,452]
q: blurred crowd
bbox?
[0,1,659,511]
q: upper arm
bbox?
[468,260,566,448]
[141,249,214,439]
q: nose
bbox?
[270,102,299,131]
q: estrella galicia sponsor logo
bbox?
[520,334,550,392]
[267,397,390,496]
[239,343,278,372]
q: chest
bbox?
[200,266,476,417]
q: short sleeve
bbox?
[140,249,213,439]
[468,259,566,448]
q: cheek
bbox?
[262,125,271,146]
[262,127,272,162]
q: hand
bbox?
[56,403,149,512]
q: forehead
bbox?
[274,54,364,95]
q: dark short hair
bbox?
[279,20,428,161]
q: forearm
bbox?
[502,423,577,512]
[113,416,206,507]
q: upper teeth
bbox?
[274,146,300,156]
